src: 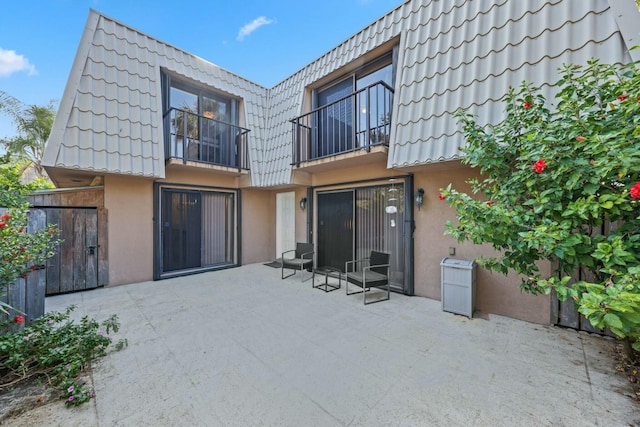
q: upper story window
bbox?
[162,72,250,170]
[291,48,397,164]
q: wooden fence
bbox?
[0,208,47,325]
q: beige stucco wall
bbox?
[163,167,239,188]
[103,174,155,286]
[100,158,551,325]
[103,169,276,286]
[242,189,276,264]
[412,163,551,325]
[295,189,309,243]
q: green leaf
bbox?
[603,313,624,330]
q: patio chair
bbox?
[345,251,390,305]
[281,242,315,281]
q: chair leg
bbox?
[282,264,296,280]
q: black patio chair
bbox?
[345,251,390,305]
[281,242,315,281]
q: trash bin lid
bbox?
[440,257,475,268]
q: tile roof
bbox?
[44,1,637,187]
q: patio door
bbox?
[162,190,202,272]
[157,186,236,278]
[316,182,407,293]
[317,191,354,271]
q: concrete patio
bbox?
[6,263,638,426]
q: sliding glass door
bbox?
[159,186,236,277]
[315,182,406,292]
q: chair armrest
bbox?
[301,251,314,260]
[345,258,370,272]
[281,249,296,259]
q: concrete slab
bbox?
[5,263,638,426]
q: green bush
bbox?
[443,58,640,349]
[0,305,127,406]
[0,165,60,315]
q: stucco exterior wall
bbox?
[162,168,240,188]
[412,163,551,325]
[242,189,276,264]
[103,175,154,286]
[294,189,308,243]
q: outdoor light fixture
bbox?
[415,188,425,210]
[300,197,307,211]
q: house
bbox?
[42,0,640,325]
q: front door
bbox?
[276,192,296,259]
[317,191,354,271]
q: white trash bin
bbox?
[440,258,476,318]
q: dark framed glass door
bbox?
[316,77,355,157]
[162,189,202,272]
[316,182,406,292]
[158,186,237,278]
[317,191,354,271]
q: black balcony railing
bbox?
[164,107,250,171]
[290,81,394,166]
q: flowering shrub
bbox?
[0,305,127,406]
[532,159,547,174]
[443,58,640,349]
[0,166,60,315]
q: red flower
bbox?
[523,101,531,109]
[486,201,493,206]
[618,94,629,101]
[0,222,6,228]
[576,136,586,142]
[14,315,25,324]
[630,182,640,199]
[0,213,11,221]
[532,159,547,174]
[30,265,37,271]
[48,228,55,234]
[438,192,446,201]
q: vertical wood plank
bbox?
[85,209,98,289]
[25,269,46,321]
[59,209,75,293]
[24,209,47,320]
[97,208,109,286]
[6,279,26,320]
[45,208,61,295]
[72,210,87,292]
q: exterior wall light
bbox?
[415,188,425,210]
[300,197,307,211]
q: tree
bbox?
[0,91,56,182]
[442,58,640,350]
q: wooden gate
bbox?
[43,208,104,295]
[551,288,605,334]
[550,220,618,336]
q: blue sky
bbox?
[0,0,402,141]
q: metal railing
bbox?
[164,107,250,171]
[290,81,394,166]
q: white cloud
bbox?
[237,16,274,41]
[0,48,37,77]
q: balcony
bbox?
[164,108,250,171]
[291,81,394,167]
